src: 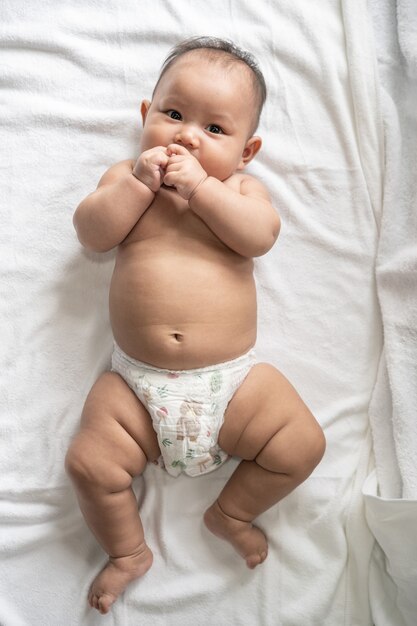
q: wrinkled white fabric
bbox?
[1,0,414,624]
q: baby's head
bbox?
[140,37,267,180]
[153,36,267,134]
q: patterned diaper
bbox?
[111,344,256,477]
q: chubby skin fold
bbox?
[67,49,325,615]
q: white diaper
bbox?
[111,344,256,477]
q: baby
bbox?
[66,36,325,615]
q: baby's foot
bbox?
[88,543,153,614]
[204,501,268,569]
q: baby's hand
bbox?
[164,144,208,200]
[132,146,170,192]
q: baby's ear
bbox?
[238,136,262,170]
[141,100,151,126]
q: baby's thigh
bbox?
[71,372,160,477]
[219,363,320,463]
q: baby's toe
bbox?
[246,549,268,569]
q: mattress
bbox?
[1,0,416,624]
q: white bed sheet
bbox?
[0,1,415,625]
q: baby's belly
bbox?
[109,241,257,370]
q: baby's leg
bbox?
[65,372,160,614]
[204,364,325,568]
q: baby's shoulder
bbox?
[97,159,136,187]
[224,171,252,189]
[225,172,270,199]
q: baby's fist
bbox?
[133,147,169,192]
[163,144,207,200]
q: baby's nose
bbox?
[175,126,199,149]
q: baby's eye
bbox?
[167,110,182,120]
[207,124,223,134]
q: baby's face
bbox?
[140,52,259,181]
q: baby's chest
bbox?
[130,191,213,241]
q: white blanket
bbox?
[363,1,417,624]
[1,0,416,624]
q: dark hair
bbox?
[153,36,267,131]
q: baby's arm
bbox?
[164,144,280,258]
[73,147,168,252]
[190,176,280,257]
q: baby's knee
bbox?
[257,412,326,481]
[65,437,97,487]
[297,419,326,477]
[65,435,127,492]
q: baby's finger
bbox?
[167,143,190,157]
[162,170,176,185]
[166,155,186,166]
[163,169,178,182]
[152,151,170,168]
[156,156,170,172]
